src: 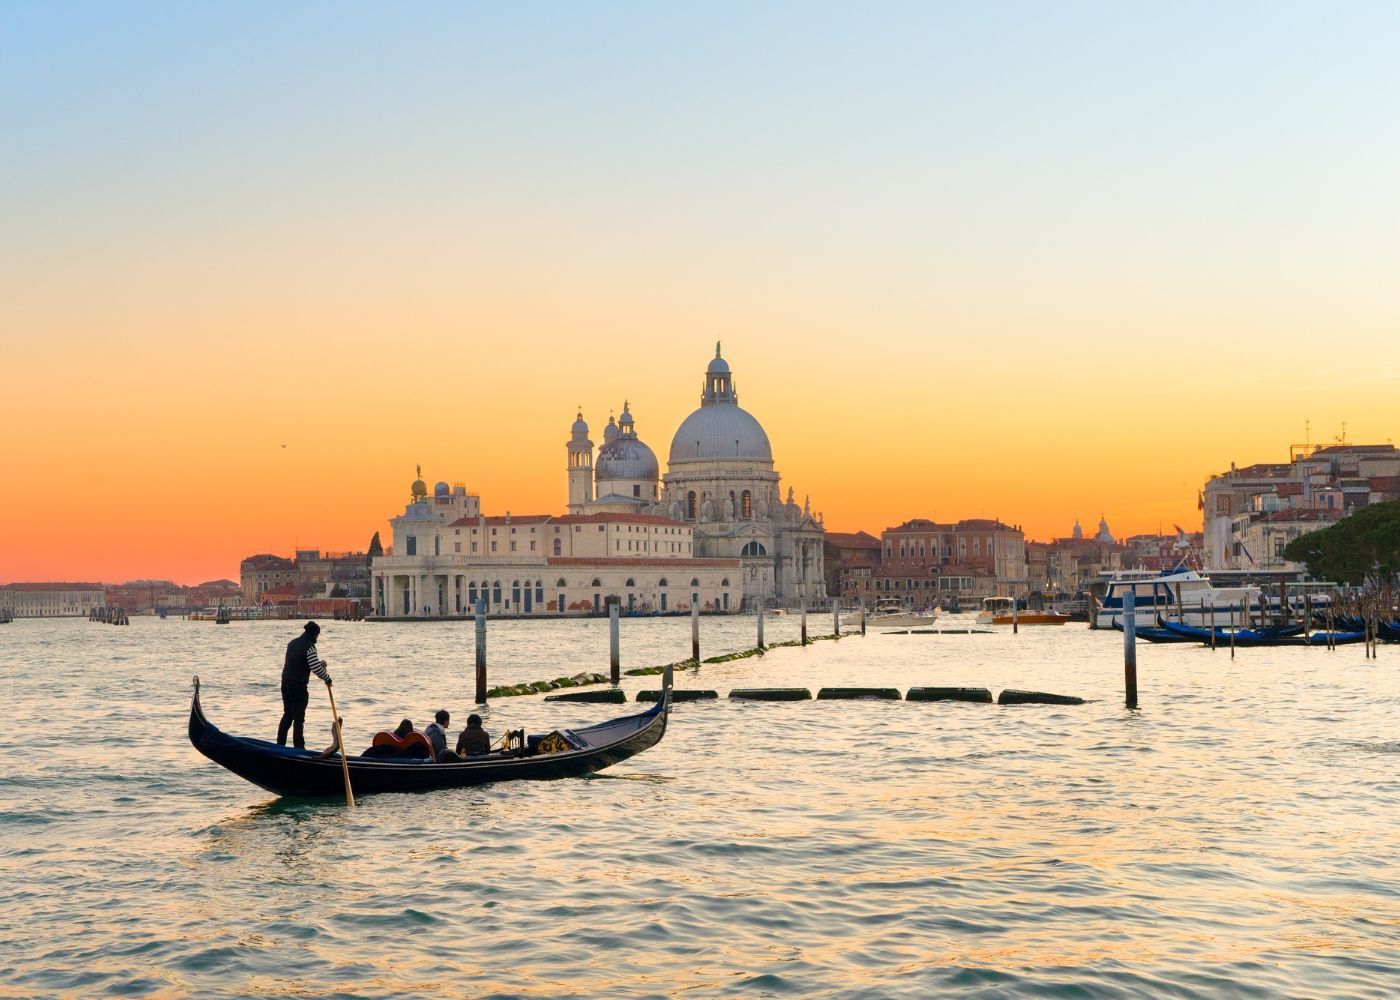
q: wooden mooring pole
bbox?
[474,599,487,704]
[833,598,840,638]
[1123,589,1139,709]
[691,603,700,664]
[757,598,765,651]
[800,596,808,646]
[609,601,621,685]
[860,597,866,637]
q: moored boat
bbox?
[976,597,1069,626]
[1154,619,1364,647]
[188,668,671,798]
[864,599,938,627]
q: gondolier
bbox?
[277,621,332,749]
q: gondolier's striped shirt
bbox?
[306,646,331,683]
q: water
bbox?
[3,614,1398,998]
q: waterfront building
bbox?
[371,345,822,617]
[0,582,106,617]
[871,517,1028,607]
[240,555,295,603]
[373,481,738,616]
[823,531,881,606]
[1202,442,1400,573]
[241,550,371,604]
[1025,532,1133,597]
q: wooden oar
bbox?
[324,681,355,809]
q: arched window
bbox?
[535,581,544,605]
[625,578,636,588]
[553,538,562,556]
[658,578,668,587]
[742,490,751,518]
[512,580,521,606]
[590,578,602,588]
[468,581,478,605]
[690,578,700,587]
[492,581,502,604]
[721,578,730,587]
[687,491,698,519]
[741,541,767,557]
[556,578,567,587]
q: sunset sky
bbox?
[4,2,1399,583]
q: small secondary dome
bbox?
[596,401,659,481]
[434,481,450,497]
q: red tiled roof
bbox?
[887,518,941,531]
[825,531,881,549]
[1259,509,1345,523]
[448,514,555,527]
[546,557,740,568]
[555,513,687,526]
[0,582,106,591]
[955,518,1016,531]
[1310,444,1396,455]
[1227,463,1291,477]
[1369,476,1400,494]
[1275,483,1304,496]
[241,554,295,570]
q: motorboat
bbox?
[863,599,939,627]
[976,597,1069,626]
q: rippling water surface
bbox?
[3,614,1398,998]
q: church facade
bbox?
[370,346,823,617]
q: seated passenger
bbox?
[362,718,432,759]
[423,709,453,762]
[456,713,492,756]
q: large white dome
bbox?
[668,346,773,465]
[669,405,772,464]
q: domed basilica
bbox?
[373,345,824,617]
[567,345,825,607]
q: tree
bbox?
[367,531,384,559]
[1282,498,1400,586]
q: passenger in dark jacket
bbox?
[277,621,332,749]
[456,714,492,756]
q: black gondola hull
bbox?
[188,675,669,798]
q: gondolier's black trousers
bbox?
[277,683,310,748]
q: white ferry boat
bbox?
[1095,569,1264,629]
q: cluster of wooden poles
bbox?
[471,595,864,704]
[88,607,129,625]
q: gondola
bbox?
[1151,619,1365,647]
[188,666,671,798]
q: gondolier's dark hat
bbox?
[304,621,320,635]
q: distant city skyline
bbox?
[4,3,1398,582]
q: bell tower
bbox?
[567,410,594,513]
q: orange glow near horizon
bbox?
[4,327,1395,584]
